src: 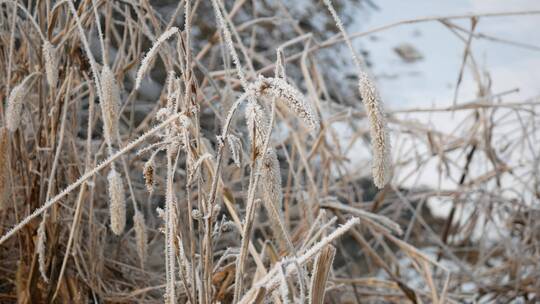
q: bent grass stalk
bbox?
[5,72,40,132]
[322,0,392,188]
[239,217,360,304]
[135,27,180,90]
[0,114,181,245]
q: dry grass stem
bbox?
[308,245,336,304]
[1,2,537,303]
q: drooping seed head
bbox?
[260,148,283,212]
[252,76,319,134]
[108,168,126,235]
[245,99,268,152]
[358,73,392,188]
[135,27,179,90]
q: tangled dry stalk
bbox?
[0,0,539,303]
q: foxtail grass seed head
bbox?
[100,65,121,144]
[245,100,268,151]
[261,149,283,212]
[135,27,179,90]
[42,41,58,88]
[108,169,126,235]
[358,74,392,188]
[165,71,178,109]
[6,82,27,132]
[228,134,242,167]
[133,211,147,265]
[143,159,155,193]
[251,76,319,134]
[37,219,48,282]
[260,149,286,242]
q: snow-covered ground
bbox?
[334,0,540,187]
[327,1,540,242]
[355,0,540,107]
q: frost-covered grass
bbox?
[0,0,539,303]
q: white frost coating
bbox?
[108,169,126,235]
[251,76,319,134]
[135,27,179,90]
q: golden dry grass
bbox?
[1,0,539,303]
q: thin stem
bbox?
[0,114,181,245]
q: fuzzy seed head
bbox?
[108,169,126,235]
[136,27,179,90]
[100,65,121,145]
[245,100,268,151]
[261,148,283,212]
[133,211,147,266]
[37,219,48,282]
[165,71,179,109]
[227,134,242,167]
[143,160,155,193]
[6,83,27,132]
[42,41,58,88]
[252,76,319,134]
[358,74,392,188]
